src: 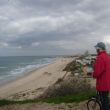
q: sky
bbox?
[0,0,110,56]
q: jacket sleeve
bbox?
[93,56,105,78]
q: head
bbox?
[94,42,106,54]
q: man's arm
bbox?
[93,57,105,78]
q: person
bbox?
[93,42,110,110]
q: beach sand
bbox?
[0,57,74,100]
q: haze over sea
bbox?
[0,56,56,85]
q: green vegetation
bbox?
[0,91,96,106]
[0,99,39,106]
[43,91,95,104]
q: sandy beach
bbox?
[0,57,74,100]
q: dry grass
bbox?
[39,76,94,99]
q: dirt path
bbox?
[0,101,87,110]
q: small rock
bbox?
[67,104,73,108]
[58,103,66,109]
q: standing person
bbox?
[93,42,110,110]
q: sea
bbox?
[0,56,57,85]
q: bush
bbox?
[39,76,94,99]
[63,61,79,72]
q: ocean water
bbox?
[0,56,56,84]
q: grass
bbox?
[0,91,96,106]
[0,99,39,106]
[43,91,95,104]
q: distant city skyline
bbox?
[0,0,110,56]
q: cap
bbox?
[95,42,106,50]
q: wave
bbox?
[0,67,8,69]
[0,57,56,84]
[10,65,38,75]
[9,58,55,76]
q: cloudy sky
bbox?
[0,0,110,56]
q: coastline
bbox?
[0,56,57,87]
[0,57,74,100]
[0,58,57,87]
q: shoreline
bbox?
[0,57,74,100]
[0,59,57,88]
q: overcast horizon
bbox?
[0,0,110,56]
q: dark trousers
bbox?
[99,91,110,110]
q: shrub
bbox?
[39,76,94,99]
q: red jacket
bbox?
[93,51,110,91]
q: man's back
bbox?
[93,51,110,91]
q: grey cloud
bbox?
[0,0,110,55]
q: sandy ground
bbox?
[0,58,74,100]
[0,102,87,110]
